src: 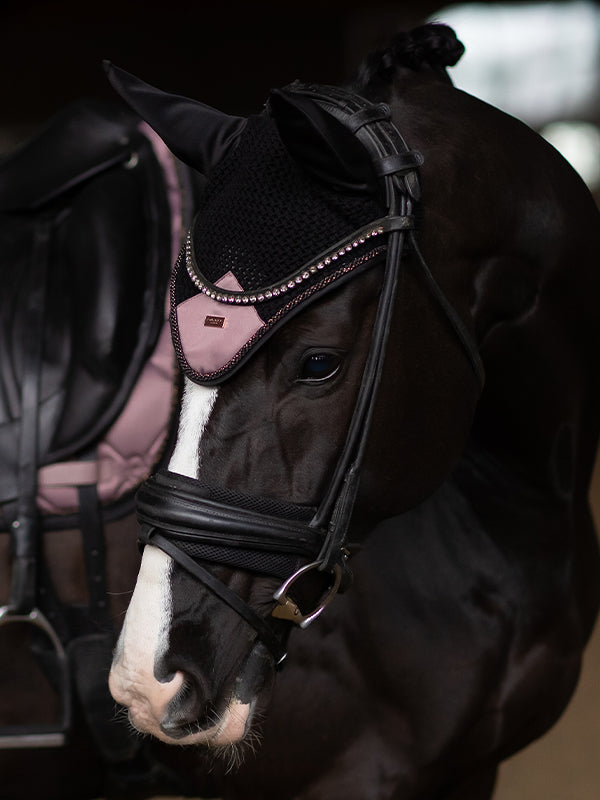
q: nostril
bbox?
[160,671,217,736]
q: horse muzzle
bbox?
[110,610,273,746]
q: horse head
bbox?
[106,22,600,766]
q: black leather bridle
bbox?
[136,84,485,665]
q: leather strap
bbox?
[145,530,287,664]
[78,483,112,627]
[312,193,409,555]
[375,151,424,177]
[409,232,485,388]
[346,103,392,133]
[137,470,323,559]
[162,539,306,581]
[10,217,52,613]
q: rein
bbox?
[138,84,484,664]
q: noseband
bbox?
[137,84,484,665]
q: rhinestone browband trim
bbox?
[185,215,412,305]
[174,245,387,384]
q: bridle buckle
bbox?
[272,555,346,628]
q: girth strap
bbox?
[78,484,112,626]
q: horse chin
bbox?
[124,690,257,747]
[157,697,256,747]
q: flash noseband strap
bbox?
[136,469,326,665]
[143,529,288,665]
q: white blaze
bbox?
[169,378,219,477]
[109,545,179,720]
[110,378,220,738]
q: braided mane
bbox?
[353,23,465,94]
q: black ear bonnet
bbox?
[169,82,421,384]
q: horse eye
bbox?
[297,352,342,383]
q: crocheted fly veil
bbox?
[171,98,389,384]
[103,65,416,386]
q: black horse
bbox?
[5,21,600,800]
[105,24,600,799]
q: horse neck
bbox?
[361,70,600,506]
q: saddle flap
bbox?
[0,99,138,211]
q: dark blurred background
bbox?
[3,0,599,194]
[0,1,442,134]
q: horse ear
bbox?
[268,88,377,194]
[103,62,247,174]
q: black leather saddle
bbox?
[0,98,174,516]
[0,98,196,760]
